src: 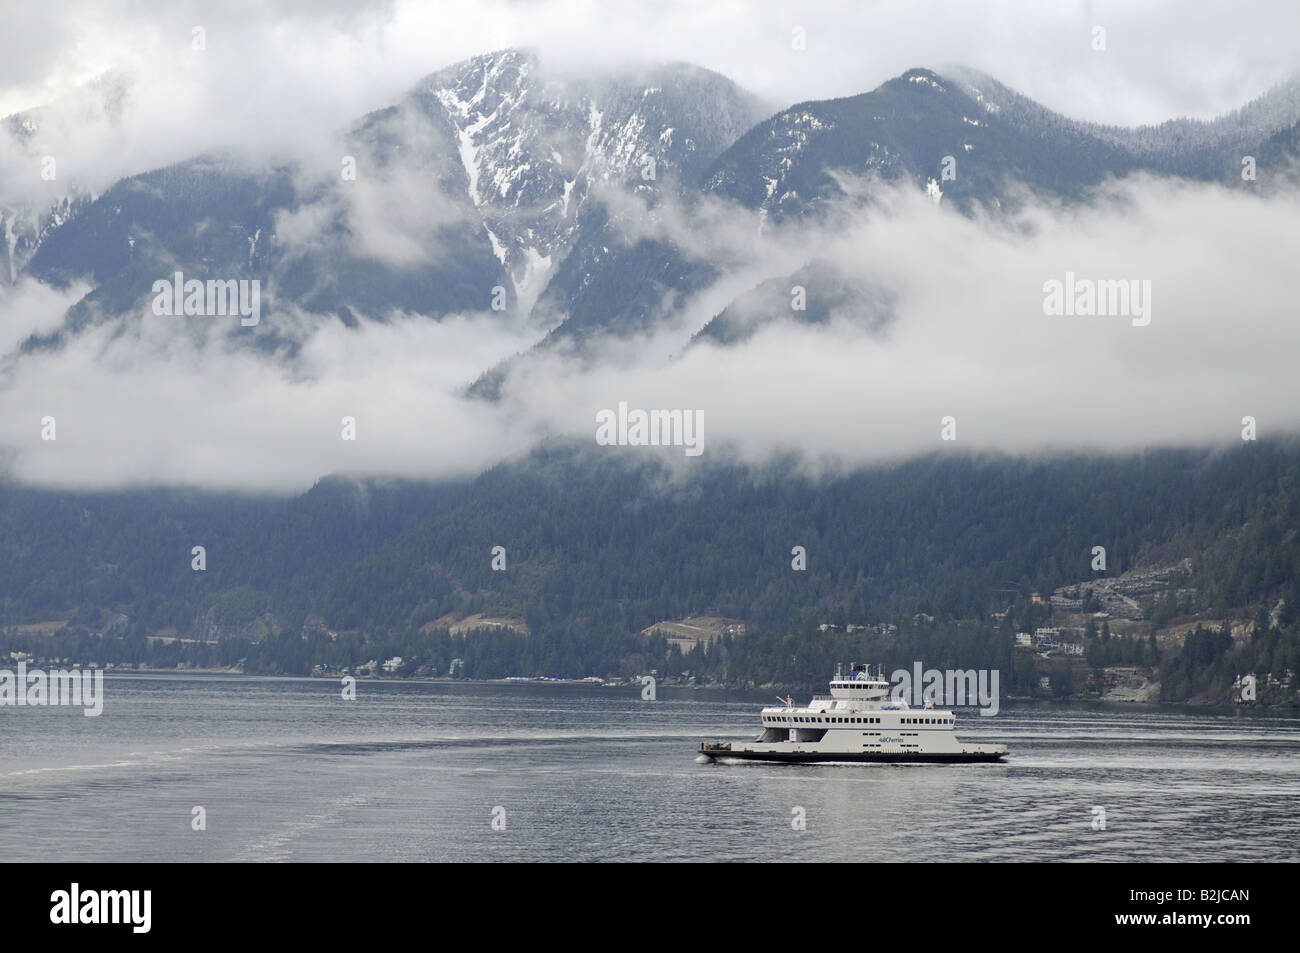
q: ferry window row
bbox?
[767,716,953,725]
[776,716,885,724]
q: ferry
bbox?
[698,662,1008,764]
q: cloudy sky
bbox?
[5,0,1299,126]
[2,1,1299,492]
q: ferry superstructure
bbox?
[698,663,1008,764]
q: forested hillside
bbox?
[1,442,1297,703]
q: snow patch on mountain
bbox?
[420,49,764,321]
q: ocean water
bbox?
[0,674,1296,862]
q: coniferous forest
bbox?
[1,441,1297,705]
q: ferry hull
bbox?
[698,743,1007,764]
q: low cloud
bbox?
[1,172,1296,492]
[0,277,89,360]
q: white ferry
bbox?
[699,662,1008,764]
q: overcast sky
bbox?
[4,0,1299,126]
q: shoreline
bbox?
[81,667,1298,712]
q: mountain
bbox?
[945,67,1300,174]
[0,70,134,284]
[482,65,1300,384]
[9,49,766,359]
[705,66,1300,219]
[703,67,1142,217]
[689,259,895,346]
[422,50,766,317]
[10,59,1300,376]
